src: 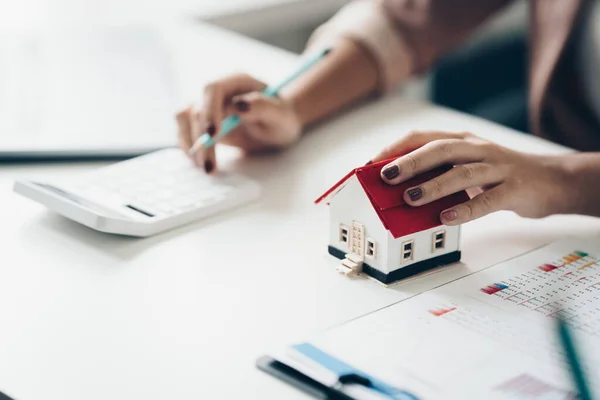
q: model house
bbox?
[315,159,469,285]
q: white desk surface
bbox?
[2,22,600,400]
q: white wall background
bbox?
[5,0,526,102]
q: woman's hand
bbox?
[370,131,573,225]
[176,74,302,173]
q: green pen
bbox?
[189,48,331,155]
[557,316,593,400]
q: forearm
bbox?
[279,38,381,129]
[562,152,600,217]
[277,0,515,131]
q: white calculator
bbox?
[13,148,261,237]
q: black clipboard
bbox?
[256,356,357,400]
[0,391,14,400]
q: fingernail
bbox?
[204,160,214,174]
[441,209,458,221]
[364,160,373,166]
[235,100,250,112]
[407,187,423,201]
[382,165,400,180]
[207,123,216,136]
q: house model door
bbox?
[351,221,365,258]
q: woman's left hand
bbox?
[370,131,572,225]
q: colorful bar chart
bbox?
[428,306,456,317]
[538,264,557,272]
[578,261,596,271]
[480,283,509,295]
[538,250,596,272]
[494,374,576,399]
[560,251,588,266]
[476,249,600,334]
[537,251,591,272]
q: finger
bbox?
[380,139,487,185]
[190,110,218,173]
[202,144,217,174]
[220,129,265,153]
[202,74,267,138]
[176,107,193,156]
[371,130,473,163]
[228,93,277,123]
[440,184,509,225]
[191,108,208,167]
[404,163,505,206]
[228,93,286,145]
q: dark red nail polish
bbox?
[204,160,214,173]
[441,209,458,221]
[364,160,373,166]
[235,100,250,112]
[207,123,216,136]
[382,165,400,180]
[407,187,423,201]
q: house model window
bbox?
[433,230,445,251]
[366,238,376,259]
[339,225,349,243]
[402,240,414,263]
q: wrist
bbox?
[552,153,600,216]
[278,91,307,134]
[277,37,380,133]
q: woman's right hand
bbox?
[176,74,303,173]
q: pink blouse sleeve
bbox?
[307,0,514,92]
[306,0,414,92]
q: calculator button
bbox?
[133,184,154,195]
[155,190,175,200]
[154,204,176,215]
[174,184,197,197]
[156,175,177,186]
[136,198,158,209]
[170,196,195,208]
[211,185,233,196]
[177,203,198,213]
[63,149,258,227]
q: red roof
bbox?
[315,159,469,239]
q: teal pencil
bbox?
[557,316,593,400]
[189,48,330,155]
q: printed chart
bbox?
[422,247,600,374]
[475,249,600,336]
[428,306,456,317]
[417,241,600,397]
[296,238,600,399]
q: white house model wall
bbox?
[327,176,389,272]
[386,225,460,274]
